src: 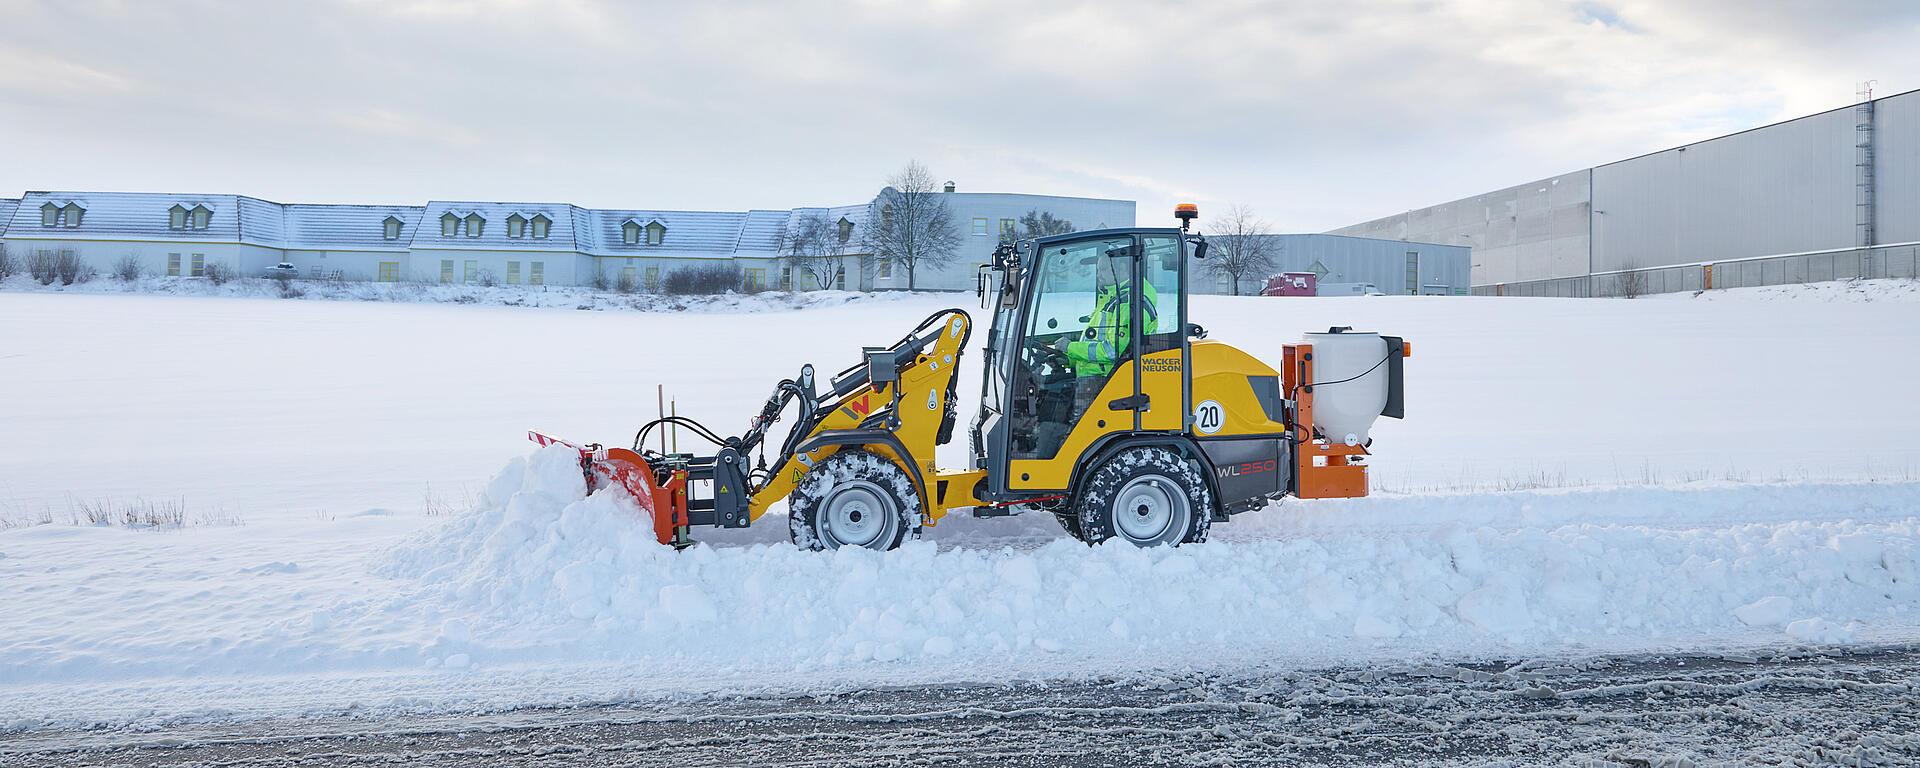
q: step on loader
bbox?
[532,205,1411,550]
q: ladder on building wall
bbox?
[1856,82,1877,249]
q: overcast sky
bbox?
[1,0,1915,231]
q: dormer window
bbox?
[507,213,527,239]
[188,204,211,230]
[36,200,89,227]
[646,221,666,246]
[463,213,484,238]
[622,220,641,245]
[837,217,854,243]
[383,216,403,240]
[531,213,550,239]
[169,204,188,230]
[440,213,459,237]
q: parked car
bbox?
[264,262,298,279]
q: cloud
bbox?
[0,0,1913,227]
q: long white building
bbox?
[0,187,1136,292]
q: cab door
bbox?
[999,234,1143,492]
[1134,234,1188,432]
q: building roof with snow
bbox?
[283,204,427,252]
[0,189,1133,269]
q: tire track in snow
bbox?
[8,645,1918,767]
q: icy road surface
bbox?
[5,645,1916,767]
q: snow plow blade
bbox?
[528,430,684,547]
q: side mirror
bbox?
[1191,239,1209,260]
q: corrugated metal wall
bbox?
[1197,234,1471,295]
[1878,90,1920,244]
[1327,170,1591,285]
[1342,88,1919,297]
[1590,107,1860,272]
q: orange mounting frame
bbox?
[530,431,691,547]
[1280,343,1371,499]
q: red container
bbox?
[1261,272,1317,297]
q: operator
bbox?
[1059,257,1157,380]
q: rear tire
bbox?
[1074,446,1212,547]
[788,450,921,552]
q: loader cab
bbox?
[973,228,1192,501]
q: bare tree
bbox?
[1614,263,1648,299]
[777,210,847,290]
[1017,209,1075,241]
[0,244,16,280]
[1202,204,1279,296]
[862,161,962,290]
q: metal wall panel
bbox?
[1876,89,1920,244]
[1196,234,1471,295]
[1590,108,1859,272]
[1328,170,1590,286]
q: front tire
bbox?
[788,450,921,551]
[1074,447,1212,547]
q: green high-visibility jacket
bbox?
[1065,281,1159,378]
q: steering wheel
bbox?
[1021,340,1075,383]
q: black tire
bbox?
[788,450,922,551]
[1052,510,1085,541]
[1074,446,1213,547]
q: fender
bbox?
[793,428,930,516]
[1068,432,1225,521]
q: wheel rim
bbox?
[1112,474,1187,544]
[818,480,899,550]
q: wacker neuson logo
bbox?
[1141,357,1182,372]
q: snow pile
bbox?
[380,446,668,632]
[364,450,1920,675]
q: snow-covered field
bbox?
[2,279,1919,730]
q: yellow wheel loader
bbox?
[531,205,1411,550]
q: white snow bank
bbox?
[4,461,1918,728]
[352,453,1920,675]
[379,445,667,630]
[1652,277,1920,304]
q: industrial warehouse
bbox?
[1332,87,1920,297]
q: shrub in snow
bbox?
[113,255,144,282]
[663,264,742,295]
[615,269,637,294]
[590,267,611,291]
[0,244,15,280]
[28,252,57,284]
[202,261,233,285]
